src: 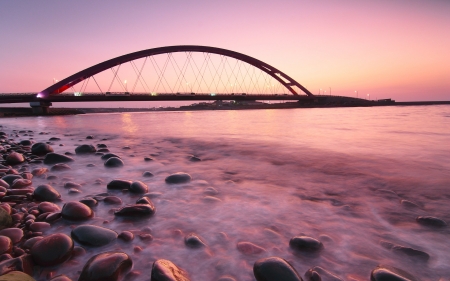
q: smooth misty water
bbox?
[2,105,450,280]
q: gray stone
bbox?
[71,225,118,247]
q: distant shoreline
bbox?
[0,100,449,118]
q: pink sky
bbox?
[0,0,449,104]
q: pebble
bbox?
[129,181,148,193]
[370,266,417,281]
[0,179,9,189]
[253,257,302,281]
[416,216,447,227]
[142,171,154,177]
[237,241,266,255]
[31,143,54,156]
[22,236,43,249]
[184,233,206,248]
[61,201,93,220]
[64,182,81,189]
[75,144,97,154]
[30,233,73,266]
[0,235,12,255]
[51,163,71,172]
[305,266,343,281]
[31,168,48,177]
[79,198,98,208]
[43,153,74,165]
[33,184,61,202]
[71,225,118,247]
[101,153,121,160]
[118,231,134,242]
[10,179,32,189]
[114,204,156,217]
[86,135,94,139]
[380,241,430,261]
[38,202,61,213]
[104,196,123,205]
[104,157,124,168]
[289,236,324,252]
[136,197,152,205]
[107,179,132,190]
[6,152,25,165]
[151,259,190,281]
[1,175,22,186]
[0,228,23,244]
[165,172,192,184]
[188,155,201,162]
[29,222,51,232]
[78,251,133,281]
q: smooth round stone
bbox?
[104,196,122,205]
[0,235,12,254]
[289,236,324,252]
[144,157,153,162]
[64,182,81,189]
[51,163,71,172]
[61,201,93,220]
[118,231,134,242]
[416,216,447,227]
[142,171,154,177]
[114,204,155,217]
[46,212,62,222]
[6,152,25,165]
[86,135,94,139]
[20,140,34,146]
[75,144,96,154]
[1,175,22,186]
[204,187,219,195]
[31,168,48,177]
[100,153,120,160]
[29,222,51,232]
[33,184,61,202]
[97,144,107,148]
[71,225,118,247]
[31,143,54,155]
[50,275,72,281]
[370,266,417,281]
[165,172,192,184]
[38,202,61,213]
[0,228,23,244]
[0,271,36,281]
[78,251,132,281]
[107,179,132,190]
[49,137,61,141]
[237,242,266,255]
[22,236,43,249]
[0,207,12,230]
[79,198,98,208]
[43,153,74,165]
[10,179,32,189]
[30,233,73,266]
[151,259,190,281]
[104,157,124,168]
[136,197,152,205]
[184,233,206,248]
[253,257,302,281]
[0,179,9,189]
[129,181,148,193]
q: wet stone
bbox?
[68,188,81,194]
[86,135,94,139]
[20,140,34,146]
[114,204,156,217]
[144,157,153,161]
[49,137,61,141]
[0,179,9,189]
[97,144,107,148]
[104,196,122,205]
[79,197,97,208]
[31,143,54,156]
[30,233,73,266]
[142,171,154,177]
[136,197,152,205]
[151,259,190,281]
[370,266,417,281]
[6,152,25,165]
[61,201,93,220]
[78,251,133,281]
[22,237,43,249]
[100,153,120,160]
[104,157,124,168]
[33,184,61,202]
[64,182,81,189]
[29,222,51,232]
[45,212,62,222]
[31,168,48,177]
[0,228,23,244]
[237,241,266,255]
[0,236,12,255]
[253,257,302,281]
[416,216,447,227]
[10,179,31,189]
[38,202,61,213]
[43,153,74,165]
[51,163,71,172]
[75,144,96,154]
[188,155,201,162]
[118,231,134,242]
[165,172,192,184]
[305,266,343,281]
[185,233,206,248]
[1,175,22,186]
[289,236,324,252]
[107,179,132,190]
[71,225,118,247]
[129,181,148,193]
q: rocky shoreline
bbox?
[0,125,443,280]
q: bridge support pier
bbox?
[30,101,52,114]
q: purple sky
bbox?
[1,0,449,107]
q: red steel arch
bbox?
[38,45,314,97]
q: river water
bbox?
[2,105,450,280]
